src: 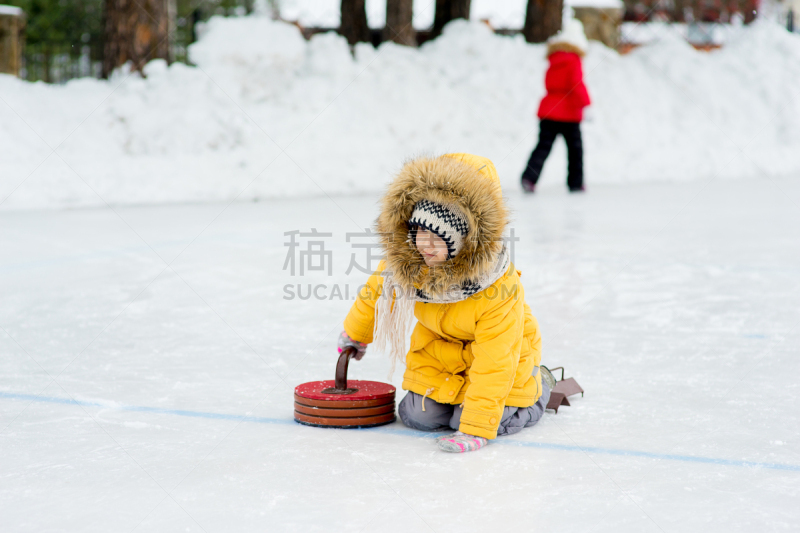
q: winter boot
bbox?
[521,179,536,194]
[540,365,557,391]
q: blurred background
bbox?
[1,0,797,83]
[1,0,799,211]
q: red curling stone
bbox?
[294,347,397,429]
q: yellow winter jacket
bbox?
[343,153,543,440]
[344,261,542,440]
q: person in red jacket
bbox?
[521,19,591,193]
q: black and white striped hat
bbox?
[408,199,470,259]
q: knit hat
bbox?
[547,18,589,55]
[408,199,470,259]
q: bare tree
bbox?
[384,0,415,46]
[431,0,471,40]
[102,0,170,78]
[523,0,563,43]
[340,0,370,46]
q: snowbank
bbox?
[2,17,800,210]
[0,5,24,16]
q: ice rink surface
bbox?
[1,178,799,532]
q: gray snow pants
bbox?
[397,378,551,437]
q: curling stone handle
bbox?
[335,346,357,391]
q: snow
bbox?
[2,16,800,212]
[471,0,524,29]
[2,2,799,527]
[278,0,340,28]
[2,178,799,530]
[0,5,24,16]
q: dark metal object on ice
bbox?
[544,366,584,414]
[294,347,397,428]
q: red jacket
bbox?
[537,51,591,123]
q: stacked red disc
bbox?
[293,347,396,429]
[294,380,396,428]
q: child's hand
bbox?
[337,330,367,360]
[436,431,488,453]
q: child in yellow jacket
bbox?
[339,153,551,453]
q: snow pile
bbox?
[1,17,800,210]
[0,5,24,16]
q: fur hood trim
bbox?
[547,41,586,58]
[376,153,509,299]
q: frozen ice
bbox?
[1,179,799,531]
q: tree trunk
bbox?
[431,0,471,40]
[102,0,170,78]
[673,0,686,22]
[340,0,370,46]
[384,0,416,46]
[523,0,563,43]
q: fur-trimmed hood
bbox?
[376,153,509,298]
[547,41,586,58]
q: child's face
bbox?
[415,229,449,266]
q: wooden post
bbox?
[0,5,25,77]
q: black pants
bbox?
[521,119,584,190]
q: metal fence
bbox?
[20,44,103,84]
[14,0,220,84]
